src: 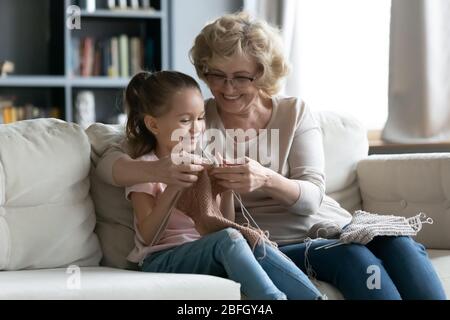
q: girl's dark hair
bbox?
[125,70,201,158]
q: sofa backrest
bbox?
[314,110,369,213]
[358,153,450,249]
[0,118,102,270]
[86,123,137,270]
[86,110,369,270]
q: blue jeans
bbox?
[141,228,323,300]
[280,236,447,300]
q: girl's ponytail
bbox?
[125,72,157,158]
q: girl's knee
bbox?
[213,228,245,244]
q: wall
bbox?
[170,0,243,98]
[0,1,50,75]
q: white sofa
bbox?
[0,111,449,300]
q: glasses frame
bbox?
[203,72,257,89]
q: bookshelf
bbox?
[0,0,171,125]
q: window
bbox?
[292,0,391,130]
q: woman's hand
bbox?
[210,156,301,206]
[210,157,272,194]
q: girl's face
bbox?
[206,53,261,116]
[146,88,205,157]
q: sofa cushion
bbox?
[0,267,241,299]
[86,123,137,270]
[357,153,450,249]
[428,250,450,297]
[0,119,101,270]
[314,110,368,213]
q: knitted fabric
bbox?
[339,210,432,245]
[175,169,276,250]
[306,220,342,239]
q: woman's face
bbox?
[206,53,261,116]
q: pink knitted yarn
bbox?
[176,169,275,250]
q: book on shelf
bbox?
[76,0,156,11]
[130,37,143,76]
[119,34,130,78]
[76,0,95,11]
[107,0,116,10]
[73,35,147,78]
[110,37,120,77]
[86,0,96,12]
[80,37,94,77]
[118,0,127,10]
[130,0,140,10]
[0,98,61,124]
[145,38,155,71]
[142,0,151,10]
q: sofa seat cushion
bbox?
[428,249,450,297]
[0,119,101,270]
[314,281,344,300]
[0,267,241,300]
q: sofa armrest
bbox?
[356,153,450,249]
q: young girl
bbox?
[124,70,324,300]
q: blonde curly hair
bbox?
[189,11,290,96]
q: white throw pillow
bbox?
[0,119,101,270]
[314,110,369,213]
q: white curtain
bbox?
[243,0,300,96]
[382,0,450,143]
[244,0,391,131]
[243,0,283,26]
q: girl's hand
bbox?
[150,152,211,188]
[208,152,232,194]
[210,157,272,194]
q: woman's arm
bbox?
[130,185,182,246]
[211,103,325,214]
[95,137,210,188]
[261,169,302,206]
[211,159,300,207]
[111,153,205,188]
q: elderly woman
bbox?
[99,12,445,300]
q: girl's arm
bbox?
[113,154,205,188]
[218,190,235,221]
[130,185,182,246]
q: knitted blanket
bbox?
[339,210,433,245]
[308,210,433,249]
[175,169,275,250]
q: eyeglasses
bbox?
[204,72,256,89]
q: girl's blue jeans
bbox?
[141,228,446,300]
[141,227,323,300]
[280,235,447,300]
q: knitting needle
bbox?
[314,240,344,250]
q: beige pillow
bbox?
[313,110,368,213]
[86,123,138,270]
[0,119,101,270]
